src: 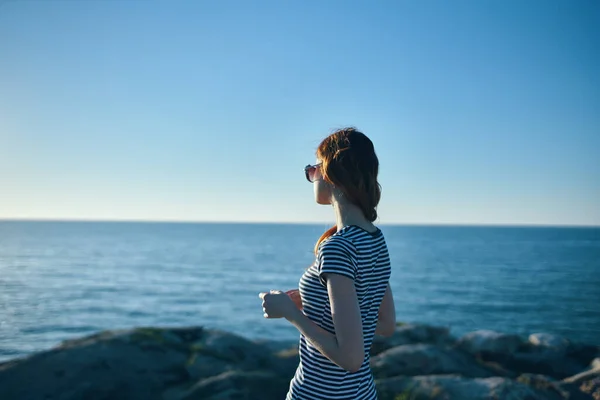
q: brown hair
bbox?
[314,127,381,254]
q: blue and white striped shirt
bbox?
[287,225,391,400]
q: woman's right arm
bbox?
[375,284,396,337]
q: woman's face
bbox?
[312,159,332,205]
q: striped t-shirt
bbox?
[286,225,391,400]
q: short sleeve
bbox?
[317,236,358,285]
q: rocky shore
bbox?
[0,323,598,399]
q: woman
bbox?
[259,127,396,399]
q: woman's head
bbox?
[305,127,381,221]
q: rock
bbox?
[525,334,600,367]
[190,329,273,371]
[394,323,453,344]
[184,351,231,382]
[457,331,590,379]
[0,324,597,400]
[0,328,192,400]
[0,327,281,400]
[270,345,300,380]
[252,339,296,354]
[471,355,518,378]
[176,370,290,400]
[516,374,578,399]
[564,366,600,385]
[457,330,524,355]
[579,377,600,399]
[529,333,570,353]
[517,373,599,400]
[566,343,600,367]
[503,351,587,379]
[376,375,563,400]
[371,323,453,356]
[371,344,494,378]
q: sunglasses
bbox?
[304,163,322,183]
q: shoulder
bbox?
[318,233,357,258]
[317,233,358,282]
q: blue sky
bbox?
[0,0,598,225]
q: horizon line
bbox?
[0,217,598,229]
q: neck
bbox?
[332,198,372,232]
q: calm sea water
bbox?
[0,221,599,362]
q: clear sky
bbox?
[0,0,598,226]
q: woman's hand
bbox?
[259,290,298,319]
[286,289,303,310]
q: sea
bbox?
[0,221,599,362]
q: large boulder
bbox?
[578,377,600,399]
[376,375,563,400]
[526,333,600,367]
[253,339,297,354]
[175,370,290,400]
[457,330,524,355]
[371,323,453,356]
[563,362,600,385]
[0,327,282,400]
[503,351,588,379]
[0,328,189,400]
[0,324,596,400]
[565,343,600,367]
[517,374,593,400]
[252,339,299,379]
[529,333,571,354]
[472,340,591,380]
[190,329,273,371]
[457,331,592,379]
[267,345,299,382]
[371,344,494,379]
